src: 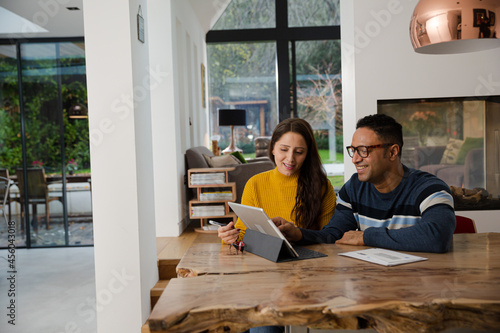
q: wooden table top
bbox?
[148,233,500,333]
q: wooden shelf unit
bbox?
[187,167,237,233]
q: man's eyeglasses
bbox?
[346,144,394,158]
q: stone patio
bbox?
[0,215,93,248]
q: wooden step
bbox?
[150,280,169,309]
[156,223,219,279]
[150,221,221,313]
[158,259,180,280]
[141,322,150,333]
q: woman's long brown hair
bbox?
[268,118,329,230]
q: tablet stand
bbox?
[243,229,294,262]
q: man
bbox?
[275,114,456,253]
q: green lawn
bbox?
[318,149,343,164]
[328,175,344,189]
[242,153,257,160]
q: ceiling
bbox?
[189,0,231,32]
[0,0,85,39]
[0,0,229,39]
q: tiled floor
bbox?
[0,215,93,248]
[0,246,97,333]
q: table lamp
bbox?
[218,109,246,154]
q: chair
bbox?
[16,168,62,230]
[0,176,13,227]
[454,215,477,234]
[0,168,13,223]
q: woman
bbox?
[218,118,336,333]
[218,117,336,247]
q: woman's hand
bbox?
[217,221,241,244]
[271,217,303,242]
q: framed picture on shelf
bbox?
[489,10,495,26]
[473,8,487,27]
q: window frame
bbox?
[206,0,340,122]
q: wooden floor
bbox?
[156,221,220,262]
[143,221,220,332]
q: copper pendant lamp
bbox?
[410,0,500,54]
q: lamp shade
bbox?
[410,0,500,54]
[68,103,88,119]
[218,109,246,126]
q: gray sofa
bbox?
[413,146,484,189]
[185,146,275,203]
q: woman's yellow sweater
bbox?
[233,168,336,242]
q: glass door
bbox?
[20,42,67,246]
[0,40,92,248]
[0,44,23,247]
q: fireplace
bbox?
[378,95,500,211]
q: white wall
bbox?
[172,0,210,231]
[341,0,500,232]
[83,0,157,332]
[147,0,209,237]
[147,0,183,237]
[171,0,210,150]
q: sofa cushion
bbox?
[413,146,447,169]
[456,137,484,165]
[186,146,213,169]
[230,151,247,164]
[440,138,464,164]
[435,165,465,188]
[203,154,242,168]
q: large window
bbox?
[207,0,343,188]
[213,0,276,29]
[208,42,278,149]
[0,40,92,248]
[293,40,342,166]
[288,0,340,27]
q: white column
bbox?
[83,0,158,331]
[340,0,358,179]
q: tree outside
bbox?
[0,42,90,176]
[207,0,342,168]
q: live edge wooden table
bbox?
[148,233,500,333]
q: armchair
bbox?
[185,146,275,203]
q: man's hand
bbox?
[335,230,365,246]
[217,222,241,244]
[272,217,302,242]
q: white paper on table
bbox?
[338,248,428,266]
